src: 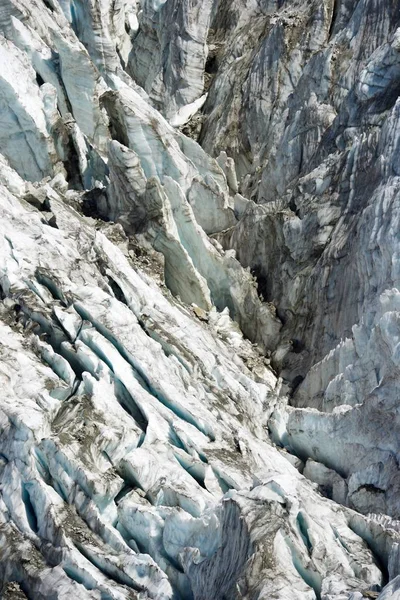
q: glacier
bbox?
[0,0,400,599]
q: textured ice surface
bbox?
[1,173,391,599]
[0,1,400,599]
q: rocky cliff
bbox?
[0,1,400,599]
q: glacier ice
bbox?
[0,0,400,599]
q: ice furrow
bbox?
[74,302,217,441]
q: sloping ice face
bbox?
[0,1,400,599]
